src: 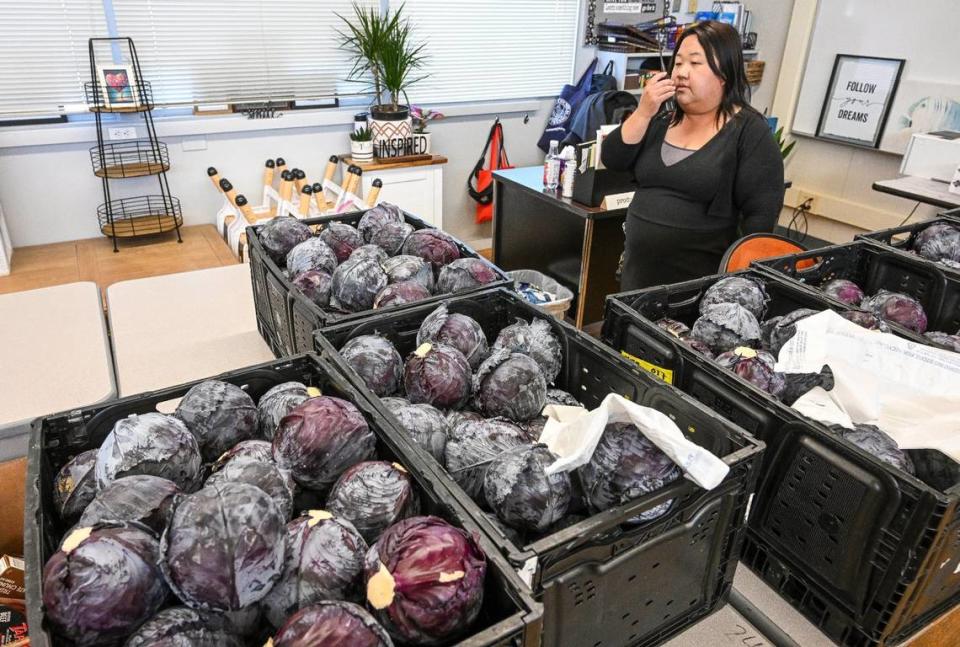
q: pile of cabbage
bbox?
[818,277,960,348]
[338,304,686,543]
[44,377,491,646]
[651,275,915,474]
[906,221,960,270]
[257,204,501,314]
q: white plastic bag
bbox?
[777,310,960,459]
[537,393,730,489]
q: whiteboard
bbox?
[793,0,960,153]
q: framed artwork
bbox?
[96,64,140,109]
[816,54,904,148]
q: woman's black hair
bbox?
[669,21,758,127]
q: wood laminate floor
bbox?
[0,226,238,301]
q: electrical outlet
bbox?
[108,127,137,140]
[797,192,816,212]
[182,137,207,152]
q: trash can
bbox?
[507,269,574,319]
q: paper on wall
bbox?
[537,393,730,490]
[777,310,960,459]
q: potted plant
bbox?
[410,105,444,155]
[350,127,374,164]
[337,2,428,158]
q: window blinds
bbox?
[110,0,379,106]
[397,0,580,104]
[0,0,106,117]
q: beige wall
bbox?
[771,0,941,243]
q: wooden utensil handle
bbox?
[262,159,275,189]
[367,178,383,206]
[235,194,256,223]
[298,185,313,217]
[323,155,338,182]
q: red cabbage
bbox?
[262,511,369,628]
[492,317,563,384]
[911,222,960,263]
[95,413,202,491]
[436,258,499,294]
[381,255,434,292]
[369,221,414,256]
[364,516,486,644]
[473,348,547,422]
[699,276,769,318]
[373,280,432,309]
[176,380,258,462]
[578,422,681,523]
[358,203,405,243]
[404,343,472,409]
[43,522,169,646]
[401,229,461,269]
[332,256,389,312]
[714,348,787,399]
[327,462,420,543]
[291,269,333,308]
[79,475,180,534]
[320,222,364,263]
[272,396,376,491]
[286,238,338,277]
[53,449,98,524]
[260,217,312,265]
[484,444,572,532]
[445,418,530,499]
[340,334,403,397]
[689,302,762,354]
[161,482,285,611]
[416,305,489,369]
[257,382,311,440]
[860,290,928,333]
[272,601,393,647]
[821,279,865,306]
[124,606,244,647]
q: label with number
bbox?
[620,351,674,384]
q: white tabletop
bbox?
[0,282,115,429]
[873,176,960,210]
[107,264,274,397]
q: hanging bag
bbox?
[468,119,513,224]
[537,58,599,152]
[590,60,618,94]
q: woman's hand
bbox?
[637,72,676,119]
[618,72,675,145]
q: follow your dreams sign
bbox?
[817,55,905,148]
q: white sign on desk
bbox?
[601,191,635,210]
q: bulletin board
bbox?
[792,0,960,153]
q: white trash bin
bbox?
[507,269,574,320]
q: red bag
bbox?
[468,119,513,224]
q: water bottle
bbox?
[543,140,561,190]
[560,146,576,198]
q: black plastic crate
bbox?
[857,216,960,284]
[315,288,766,647]
[24,354,542,647]
[602,271,960,646]
[752,240,960,335]
[247,209,513,357]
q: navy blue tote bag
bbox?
[537,58,598,152]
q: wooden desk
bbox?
[0,282,115,459]
[107,264,274,397]
[873,176,960,210]
[492,166,627,328]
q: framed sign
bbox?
[816,54,904,148]
[96,64,141,109]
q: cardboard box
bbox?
[0,461,24,559]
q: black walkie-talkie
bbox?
[659,1,676,114]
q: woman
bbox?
[602,21,784,290]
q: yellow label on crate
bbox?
[620,351,674,384]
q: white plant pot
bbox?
[370,109,413,158]
[351,140,374,164]
[415,132,431,155]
